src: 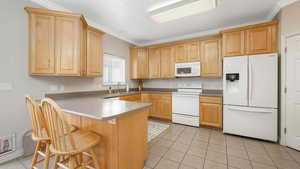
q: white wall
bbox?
[0,0,135,162]
[143,78,222,90]
[276,1,300,145]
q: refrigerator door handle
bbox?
[228,107,273,113]
[249,60,253,106]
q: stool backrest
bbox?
[25,96,48,140]
[41,98,76,152]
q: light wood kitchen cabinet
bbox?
[86,26,104,77]
[175,44,187,63]
[200,96,222,128]
[186,41,200,62]
[245,25,277,54]
[200,38,222,77]
[148,48,161,79]
[27,13,55,75]
[160,46,175,78]
[130,47,149,79]
[222,21,278,57]
[119,94,141,102]
[25,7,104,77]
[55,16,82,76]
[141,93,172,121]
[222,30,245,57]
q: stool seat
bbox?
[50,130,101,155]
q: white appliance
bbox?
[172,87,202,127]
[223,53,278,142]
[175,62,201,77]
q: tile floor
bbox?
[1,124,300,169]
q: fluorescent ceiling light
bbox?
[150,0,217,23]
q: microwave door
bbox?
[176,67,192,76]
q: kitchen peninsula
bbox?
[49,94,152,169]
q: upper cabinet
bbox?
[222,21,278,57]
[86,26,105,77]
[160,46,175,78]
[130,47,149,79]
[25,7,104,77]
[222,31,245,57]
[186,41,200,62]
[245,25,277,55]
[200,38,222,77]
[148,48,161,79]
[174,44,187,63]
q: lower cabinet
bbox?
[141,93,172,121]
[119,94,141,102]
[200,96,223,128]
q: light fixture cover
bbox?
[150,0,217,23]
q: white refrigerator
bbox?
[223,53,278,142]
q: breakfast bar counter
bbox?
[52,95,152,169]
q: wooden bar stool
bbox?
[25,96,51,169]
[41,98,101,169]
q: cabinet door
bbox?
[186,41,200,62]
[130,48,138,79]
[246,26,276,54]
[158,95,172,120]
[55,16,81,76]
[86,28,103,76]
[200,103,222,128]
[222,31,245,57]
[200,39,222,77]
[29,14,55,75]
[160,47,175,78]
[175,44,187,63]
[148,48,161,79]
[137,48,149,79]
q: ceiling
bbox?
[31,0,293,46]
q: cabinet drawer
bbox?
[120,94,141,101]
[200,96,222,104]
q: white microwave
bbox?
[175,62,201,77]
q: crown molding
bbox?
[28,0,297,47]
[28,0,139,45]
[139,19,269,46]
[267,0,298,20]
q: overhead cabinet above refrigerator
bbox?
[223,53,278,142]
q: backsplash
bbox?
[143,78,223,90]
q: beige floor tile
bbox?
[252,162,277,169]
[155,159,180,169]
[0,160,25,169]
[163,149,186,162]
[227,147,249,159]
[207,144,226,153]
[182,154,205,169]
[287,148,300,163]
[171,141,190,153]
[204,160,228,169]
[180,164,198,169]
[273,158,300,169]
[228,156,252,169]
[177,136,194,145]
[187,145,207,158]
[146,154,163,168]
[150,144,169,157]
[143,166,152,169]
[206,150,227,164]
[156,138,175,148]
[248,151,274,166]
[191,139,209,149]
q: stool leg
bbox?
[52,155,60,169]
[43,142,51,169]
[90,148,101,169]
[31,141,41,169]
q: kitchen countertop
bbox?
[46,88,222,99]
[53,95,152,121]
